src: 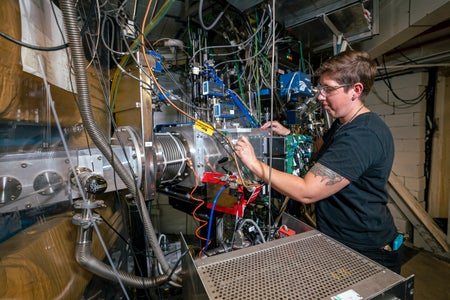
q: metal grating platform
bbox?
[183,228,414,299]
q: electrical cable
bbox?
[236,218,266,244]
[185,158,210,246]
[101,15,132,55]
[212,35,287,71]
[204,184,228,252]
[0,31,69,51]
[198,0,229,31]
[299,40,306,73]
[156,235,183,288]
[99,211,153,283]
[110,0,175,113]
[190,11,269,64]
[204,62,258,127]
[165,249,190,285]
[380,55,426,106]
[112,15,201,121]
[84,0,102,69]
[227,89,258,127]
[144,42,208,114]
[140,35,196,121]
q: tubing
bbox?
[76,241,167,288]
[59,0,180,284]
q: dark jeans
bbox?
[357,245,402,274]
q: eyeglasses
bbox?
[318,84,351,96]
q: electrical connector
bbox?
[278,225,296,238]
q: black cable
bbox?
[98,211,129,245]
[0,31,69,51]
[379,55,426,107]
[397,49,417,64]
[79,0,97,36]
[165,249,190,282]
[98,211,150,265]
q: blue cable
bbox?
[227,89,259,127]
[205,184,228,251]
[205,62,224,84]
[205,62,258,127]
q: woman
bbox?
[234,50,402,273]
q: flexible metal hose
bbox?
[59,0,180,284]
[76,241,167,288]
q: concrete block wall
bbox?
[367,72,428,199]
[366,72,429,232]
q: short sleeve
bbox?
[318,124,384,182]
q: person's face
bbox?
[317,74,353,120]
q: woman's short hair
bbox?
[315,50,377,99]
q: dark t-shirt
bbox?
[315,112,398,250]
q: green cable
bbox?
[299,40,306,73]
[235,60,245,103]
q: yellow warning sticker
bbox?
[194,120,215,136]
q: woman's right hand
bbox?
[261,121,290,136]
[234,136,259,171]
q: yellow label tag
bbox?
[194,120,215,136]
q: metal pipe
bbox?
[76,241,168,288]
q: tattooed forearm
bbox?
[310,163,344,185]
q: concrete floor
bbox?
[400,247,450,300]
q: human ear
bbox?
[352,82,364,99]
